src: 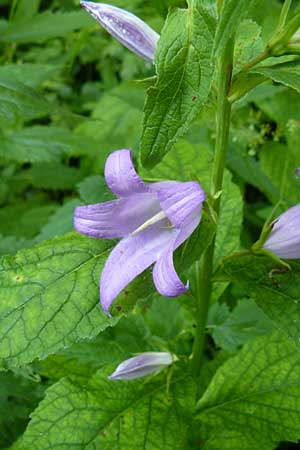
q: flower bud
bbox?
[80,1,159,63]
[263,205,300,259]
[108,352,174,381]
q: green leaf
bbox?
[203,431,276,450]
[0,233,117,367]
[21,367,196,449]
[0,11,93,44]
[0,235,34,257]
[216,254,300,346]
[197,331,300,442]
[234,20,264,73]
[208,299,273,352]
[0,63,61,88]
[0,74,57,122]
[140,2,215,168]
[259,141,300,205]
[77,176,114,204]
[27,163,84,190]
[13,0,41,21]
[36,199,80,242]
[214,0,254,55]
[252,60,300,94]
[0,368,45,449]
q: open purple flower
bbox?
[80,1,159,63]
[74,149,205,314]
[108,352,174,380]
[263,204,300,259]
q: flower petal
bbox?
[80,1,159,63]
[157,181,206,228]
[108,352,173,380]
[264,205,300,259]
[100,222,176,313]
[105,149,150,197]
[153,207,202,296]
[74,193,160,239]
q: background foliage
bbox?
[0,0,300,449]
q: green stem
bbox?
[192,39,234,375]
[238,48,270,74]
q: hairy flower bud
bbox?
[263,204,300,259]
[80,1,159,63]
[108,352,174,380]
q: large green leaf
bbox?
[140,1,215,168]
[0,75,56,122]
[0,233,117,367]
[197,331,300,443]
[0,11,92,43]
[252,60,300,94]
[203,431,276,450]
[21,368,196,449]
[214,0,255,55]
[216,254,300,346]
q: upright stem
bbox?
[192,39,234,375]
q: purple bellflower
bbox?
[108,352,174,380]
[263,204,300,259]
[80,1,159,63]
[74,149,206,314]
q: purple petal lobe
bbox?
[80,2,159,63]
[105,149,150,197]
[153,206,202,296]
[100,221,176,313]
[108,352,173,380]
[157,181,206,228]
[74,193,160,239]
[153,247,188,297]
[263,204,300,259]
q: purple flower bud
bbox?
[108,352,174,381]
[263,204,300,259]
[80,1,159,63]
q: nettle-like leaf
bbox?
[197,331,300,443]
[0,74,56,122]
[0,233,117,367]
[214,0,255,55]
[21,368,196,449]
[207,298,273,352]
[216,254,300,346]
[0,11,92,44]
[252,60,300,94]
[203,431,276,450]
[140,1,215,168]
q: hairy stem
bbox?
[192,39,234,375]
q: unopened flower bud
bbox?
[263,204,300,259]
[80,1,159,63]
[108,352,174,381]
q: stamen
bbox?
[131,210,167,236]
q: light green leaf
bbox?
[260,141,300,205]
[0,63,61,88]
[0,11,93,44]
[214,171,243,268]
[36,199,80,242]
[252,60,300,94]
[0,74,57,122]
[140,2,215,168]
[216,254,300,346]
[22,368,196,449]
[0,126,99,164]
[77,176,114,204]
[214,0,255,55]
[197,331,300,442]
[208,299,273,352]
[0,233,117,367]
[27,163,84,190]
[234,20,264,73]
[203,431,276,450]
